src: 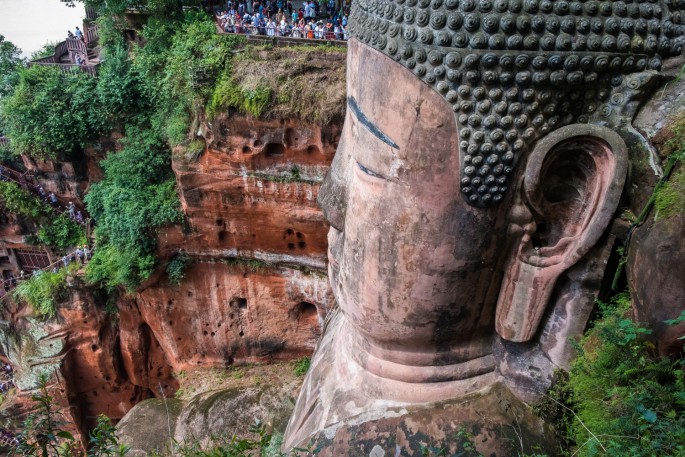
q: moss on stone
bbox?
[207,46,346,124]
[654,167,685,219]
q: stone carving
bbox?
[283,0,684,454]
[349,0,685,206]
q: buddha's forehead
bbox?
[348,0,685,207]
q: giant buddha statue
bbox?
[284,0,685,454]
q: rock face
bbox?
[121,262,332,373]
[628,168,685,356]
[0,279,149,441]
[120,115,339,379]
[0,113,340,440]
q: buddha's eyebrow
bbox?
[347,96,399,149]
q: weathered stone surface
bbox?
[162,116,339,267]
[299,382,557,457]
[116,398,183,457]
[117,378,299,453]
[123,262,333,373]
[628,194,685,355]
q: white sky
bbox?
[0,0,85,57]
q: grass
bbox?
[654,167,685,220]
[208,46,345,123]
[292,357,310,377]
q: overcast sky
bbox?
[0,0,85,57]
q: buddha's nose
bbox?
[318,145,350,231]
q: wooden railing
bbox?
[66,37,87,56]
[85,24,99,46]
[27,61,98,76]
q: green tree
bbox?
[13,373,76,457]
[0,65,106,159]
[0,35,22,99]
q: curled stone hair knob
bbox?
[448,12,464,30]
[489,88,503,100]
[437,81,450,93]
[420,29,435,43]
[516,14,531,31]
[540,33,556,50]
[507,34,524,49]
[464,14,480,31]
[500,54,515,68]
[600,2,612,17]
[546,15,560,32]
[601,36,617,51]
[431,12,447,28]
[532,71,549,84]
[471,32,488,48]
[490,34,507,48]
[501,13,517,32]
[605,17,620,35]
[585,1,599,16]
[561,17,575,33]
[462,0,477,12]
[416,10,430,26]
[577,18,591,34]
[554,1,569,15]
[531,15,545,32]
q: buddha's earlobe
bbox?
[495,125,628,343]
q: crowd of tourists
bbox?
[216,0,350,40]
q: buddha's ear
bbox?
[496,125,628,343]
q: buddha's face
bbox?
[318,40,510,367]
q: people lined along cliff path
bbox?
[0,244,93,299]
[216,0,350,41]
[0,164,89,226]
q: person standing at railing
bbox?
[67,30,75,39]
[74,26,83,40]
[266,18,276,36]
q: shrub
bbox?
[565,293,685,456]
[293,357,310,377]
[12,264,78,318]
[0,181,85,250]
[0,65,107,159]
[14,372,77,456]
[166,254,189,285]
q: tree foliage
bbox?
[0,35,22,99]
[0,181,86,250]
[0,65,106,159]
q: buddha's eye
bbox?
[356,161,385,180]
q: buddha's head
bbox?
[316,0,684,384]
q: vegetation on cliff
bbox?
[13,263,80,318]
[536,293,685,457]
[0,181,85,250]
[0,66,107,159]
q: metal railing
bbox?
[216,20,348,47]
[0,245,93,299]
